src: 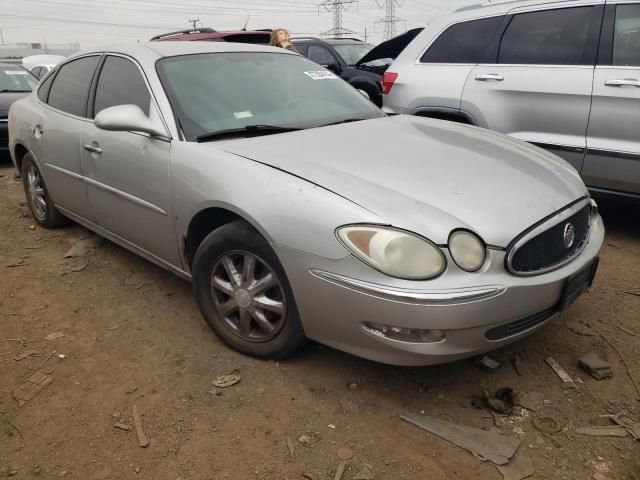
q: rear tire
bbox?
[192,220,306,359]
[21,153,68,228]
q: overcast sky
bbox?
[0,0,479,48]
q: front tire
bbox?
[192,220,305,359]
[21,153,68,228]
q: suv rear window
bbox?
[420,16,503,63]
[498,7,594,65]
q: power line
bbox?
[375,0,406,41]
[318,0,357,38]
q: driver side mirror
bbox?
[94,104,168,139]
[323,62,342,74]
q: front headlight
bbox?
[337,225,446,280]
[448,230,486,272]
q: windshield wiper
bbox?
[195,124,301,142]
[320,118,368,127]
[0,89,31,93]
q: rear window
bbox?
[420,16,503,63]
[613,4,640,67]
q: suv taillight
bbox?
[382,72,398,95]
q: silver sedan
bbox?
[9,42,604,366]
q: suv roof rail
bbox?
[324,37,364,42]
[150,27,217,40]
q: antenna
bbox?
[242,15,250,31]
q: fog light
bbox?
[362,322,446,343]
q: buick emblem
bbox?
[563,223,576,249]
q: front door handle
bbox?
[83,144,102,154]
[475,73,504,82]
[604,78,640,88]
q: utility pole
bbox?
[0,29,5,45]
[375,0,406,41]
[188,18,200,31]
[318,0,357,38]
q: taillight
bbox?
[382,72,398,95]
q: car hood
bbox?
[217,116,588,247]
[356,28,423,66]
[0,92,30,115]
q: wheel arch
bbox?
[183,203,274,271]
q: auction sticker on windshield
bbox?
[304,71,338,80]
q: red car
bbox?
[150,28,271,44]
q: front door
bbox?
[583,2,640,194]
[462,4,603,172]
[80,55,179,265]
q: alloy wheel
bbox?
[210,251,287,342]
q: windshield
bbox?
[157,52,383,141]
[0,66,38,92]
[332,43,374,65]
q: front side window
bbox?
[308,45,338,66]
[499,7,593,65]
[93,56,151,117]
[47,56,100,116]
[613,4,640,67]
[156,52,383,141]
[420,16,503,63]
[0,66,38,92]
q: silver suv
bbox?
[383,0,640,198]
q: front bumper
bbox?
[275,213,605,366]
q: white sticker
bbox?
[233,110,253,119]
[6,70,28,75]
[304,70,338,80]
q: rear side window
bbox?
[420,16,503,63]
[498,7,593,65]
[47,56,100,116]
[613,4,640,67]
[93,56,151,117]
[37,71,56,102]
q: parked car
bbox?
[22,55,66,79]
[355,27,424,75]
[0,64,38,155]
[292,37,384,106]
[383,0,640,198]
[9,42,603,366]
[150,27,271,44]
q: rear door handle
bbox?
[475,73,504,82]
[604,78,640,88]
[83,144,102,154]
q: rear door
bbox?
[462,4,603,172]
[81,54,178,264]
[386,15,504,116]
[583,1,640,194]
[31,55,100,221]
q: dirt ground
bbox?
[1,158,639,480]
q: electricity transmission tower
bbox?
[318,0,357,38]
[188,18,200,30]
[375,0,406,40]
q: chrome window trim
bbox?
[506,198,592,276]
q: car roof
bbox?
[64,41,296,65]
[456,0,603,15]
